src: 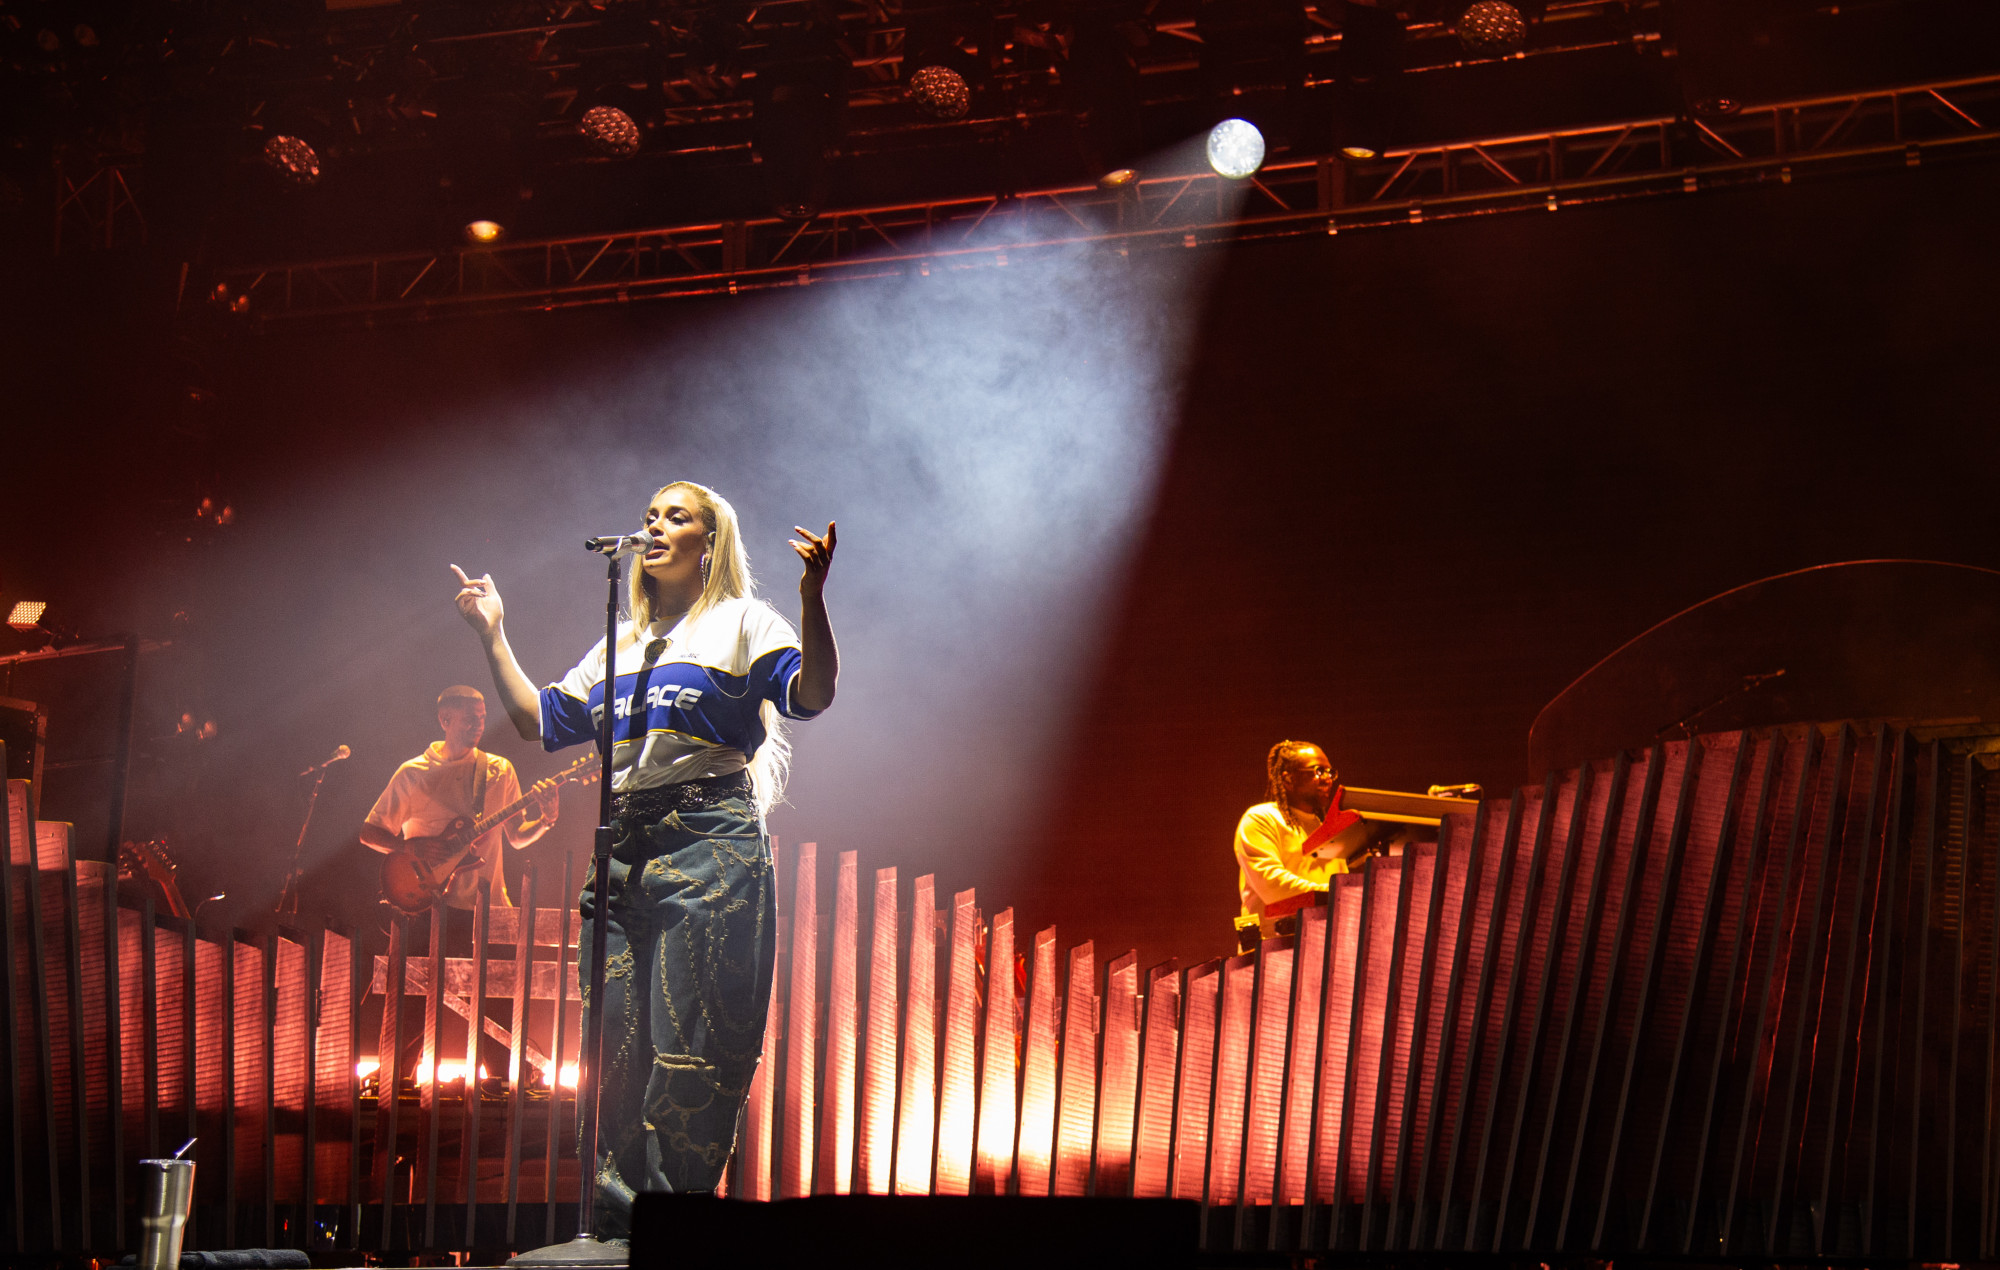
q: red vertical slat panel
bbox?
[817,850,860,1194]
[1378,843,1439,1226]
[152,923,188,1168]
[1242,940,1294,1204]
[1280,908,1330,1206]
[1207,951,1256,1206]
[935,889,980,1195]
[75,867,113,1239]
[1516,758,1623,1250]
[1094,950,1141,1197]
[975,908,1018,1193]
[1551,749,1663,1250]
[858,868,898,1195]
[779,841,818,1198]
[893,875,938,1194]
[117,909,147,1160]
[1052,941,1097,1197]
[316,929,354,1205]
[272,935,309,1205]
[193,933,229,1229]
[234,939,268,1221]
[1173,960,1222,1201]
[1346,862,1402,1205]
[1014,926,1060,1196]
[1479,774,1582,1249]
[37,824,78,1235]
[737,966,782,1201]
[1312,874,1367,1202]
[738,840,787,1203]
[1132,962,1181,1199]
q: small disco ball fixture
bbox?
[1206,118,1266,180]
[579,104,643,158]
[261,134,321,187]
[464,219,504,244]
[1455,1,1529,57]
[907,64,971,120]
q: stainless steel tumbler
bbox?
[136,1157,196,1270]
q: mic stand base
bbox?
[507,1234,630,1266]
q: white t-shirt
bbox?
[539,596,822,793]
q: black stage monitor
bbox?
[630,1194,1199,1270]
[0,696,46,818]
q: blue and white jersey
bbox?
[540,596,820,792]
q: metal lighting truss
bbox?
[206,70,2000,328]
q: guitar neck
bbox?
[463,756,598,843]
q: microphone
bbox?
[584,530,655,557]
[299,745,351,777]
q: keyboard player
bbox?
[1233,740,1375,949]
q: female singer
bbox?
[449,480,837,1237]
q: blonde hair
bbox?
[619,480,792,816]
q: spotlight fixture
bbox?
[464,219,504,244]
[578,104,643,158]
[7,601,47,631]
[1206,118,1266,179]
[1097,167,1139,190]
[906,64,971,120]
[1454,0,1529,57]
[1341,144,1379,160]
[260,134,322,187]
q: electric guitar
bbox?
[377,752,599,914]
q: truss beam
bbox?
[203,73,2000,329]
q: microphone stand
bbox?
[274,765,330,916]
[511,550,626,1266]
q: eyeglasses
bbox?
[1295,764,1336,779]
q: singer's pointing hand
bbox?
[449,564,505,636]
[790,522,836,597]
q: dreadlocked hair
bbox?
[1267,739,1324,830]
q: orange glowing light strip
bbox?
[934,889,980,1195]
[893,874,938,1194]
[818,850,860,1194]
[973,908,1017,1193]
[1051,941,1096,1197]
[859,866,900,1194]
[1131,962,1180,1199]
[1093,952,1142,1197]
[780,842,819,1198]
[1013,926,1060,1196]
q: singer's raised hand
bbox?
[790,521,837,597]
[449,564,505,636]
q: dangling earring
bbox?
[700,553,711,586]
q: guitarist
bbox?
[1233,739,1373,948]
[360,685,559,912]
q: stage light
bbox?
[1098,167,1139,190]
[260,134,321,187]
[7,601,47,631]
[578,104,642,158]
[1342,144,1379,159]
[1206,118,1266,179]
[750,27,850,219]
[464,219,504,244]
[907,64,971,120]
[1455,0,1528,57]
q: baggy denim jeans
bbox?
[578,792,777,1237]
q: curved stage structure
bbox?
[1529,560,2000,778]
[9,720,2000,1262]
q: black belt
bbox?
[611,770,753,822]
